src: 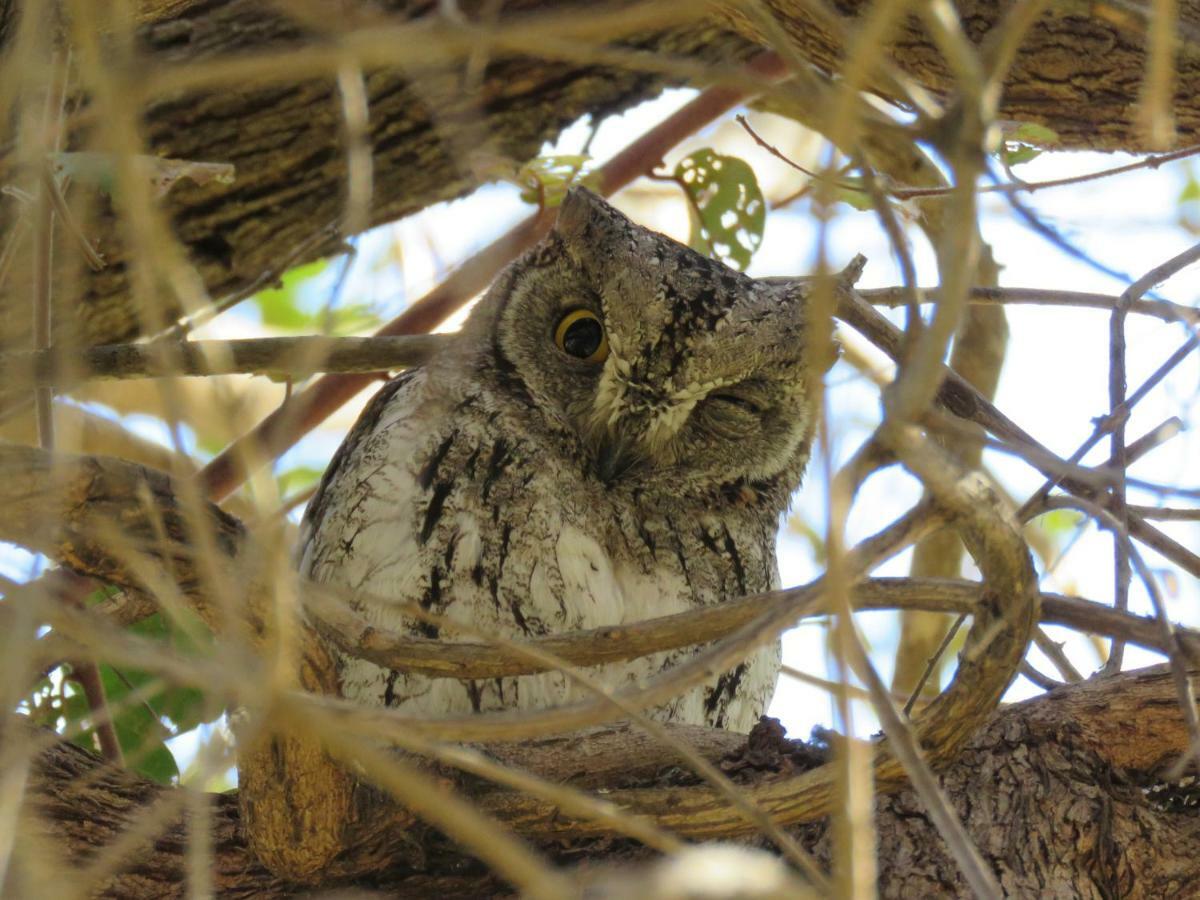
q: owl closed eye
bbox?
[464,188,819,490]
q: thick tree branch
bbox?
[19,665,1200,897]
[4,0,1199,350]
[0,334,445,389]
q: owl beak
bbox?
[593,433,639,484]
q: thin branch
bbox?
[1125,417,1184,464]
[0,335,446,390]
[64,661,123,765]
[856,285,1200,327]
[1105,240,1135,674]
[741,97,1200,202]
[1033,495,1200,776]
[902,614,966,716]
[1032,627,1084,683]
[1018,661,1066,692]
[1128,505,1200,521]
[900,142,1200,198]
[829,284,1200,579]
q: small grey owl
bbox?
[300,189,819,732]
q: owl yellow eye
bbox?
[554,309,609,363]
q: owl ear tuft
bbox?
[554,187,608,243]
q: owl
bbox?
[299,188,819,732]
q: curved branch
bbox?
[0,432,1033,841]
[4,443,1189,685]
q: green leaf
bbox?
[61,612,216,784]
[1179,174,1200,203]
[99,664,181,784]
[1037,508,1084,538]
[673,149,766,271]
[1000,143,1042,167]
[61,672,179,785]
[326,301,381,336]
[277,464,325,496]
[1008,122,1059,146]
[833,178,875,212]
[253,259,330,330]
[516,154,600,208]
[996,122,1057,169]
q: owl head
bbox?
[455,188,826,504]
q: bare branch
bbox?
[0,335,446,390]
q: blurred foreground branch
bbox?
[0,334,445,390]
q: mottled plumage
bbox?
[300,189,819,732]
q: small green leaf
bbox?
[516,154,599,208]
[253,259,330,330]
[833,179,875,212]
[1179,174,1200,203]
[673,149,766,271]
[277,464,325,496]
[1037,508,1084,538]
[997,122,1057,169]
[1008,122,1059,146]
[1000,143,1042,167]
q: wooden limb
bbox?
[18,664,1200,896]
[0,335,446,390]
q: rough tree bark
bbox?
[18,666,1200,898]
[1,0,1198,348]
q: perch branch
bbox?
[17,661,1200,897]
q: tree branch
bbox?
[0,335,445,389]
[20,664,1200,896]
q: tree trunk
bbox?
[16,666,1200,898]
[2,0,1198,348]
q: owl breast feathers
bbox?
[300,188,820,732]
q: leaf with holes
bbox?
[674,149,765,271]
